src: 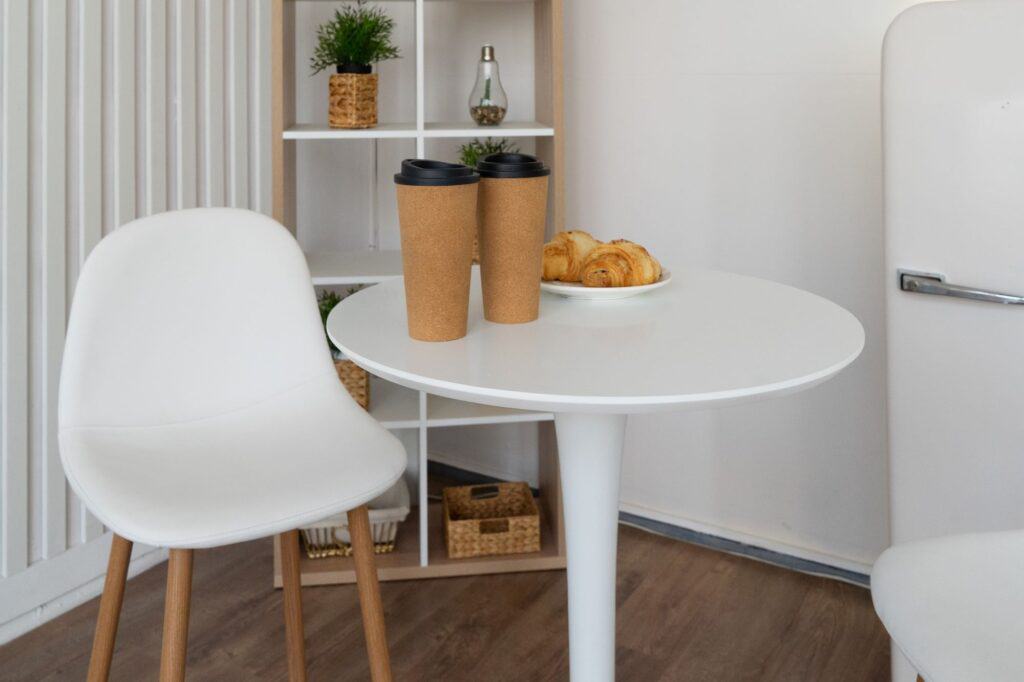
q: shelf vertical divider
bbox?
[415,0,426,158]
[418,391,429,567]
[533,0,565,235]
[370,140,379,249]
[415,0,429,572]
[272,0,297,231]
[271,0,285,225]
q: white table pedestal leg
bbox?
[555,412,627,682]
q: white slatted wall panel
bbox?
[1,0,31,579]
[0,0,271,638]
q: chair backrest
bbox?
[59,208,337,429]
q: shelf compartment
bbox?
[284,122,418,140]
[368,376,421,430]
[276,501,564,586]
[423,121,554,138]
[427,394,553,426]
[425,500,561,572]
[276,507,423,587]
[307,250,403,285]
[366,375,553,430]
[273,427,564,586]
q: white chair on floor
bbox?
[59,208,406,682]
[872,530,1024,682]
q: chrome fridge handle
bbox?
[899,270,1024,306]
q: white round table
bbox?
[327,268,864,681]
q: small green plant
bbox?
[318,290,343,352]
[310,1,400,74]
[318,287,363,353]
[458,138,520,168]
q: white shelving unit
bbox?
[271,0,566,584]
[306,250,402,285]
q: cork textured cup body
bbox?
[395,160,480,341]
[476,154,551,324]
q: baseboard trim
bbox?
[0,533,168,645]
[618,509,870,588]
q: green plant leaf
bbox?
[457,137,520,168]
[318,289,343,352]
[310,1,401,74]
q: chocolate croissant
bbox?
[542,230,602,282]
[580,239,662,287]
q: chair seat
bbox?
[872,530,1024,682]
[60,373,406,549]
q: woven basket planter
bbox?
[329,73,378,129]
[335,359,369,409]
[443,482,541,559]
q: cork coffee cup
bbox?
[394,159,480,341]
[476,153,551,324]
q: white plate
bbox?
[540,270,672,300]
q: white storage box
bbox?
[300,477,410,559]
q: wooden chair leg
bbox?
[280,530,307,682]
[86,534,133,682]
[348,504,393,682]
[159,549,194,682]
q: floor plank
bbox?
[0,525,888,681]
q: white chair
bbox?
[872,530,1024,682]
[59,208,406,681]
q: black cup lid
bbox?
[394,159,479,186]
[477,153,550,179]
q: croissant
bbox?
[580,239,662,287]
[542,230,603,282]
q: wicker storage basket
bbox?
[300,477,410,559]
[443,482,541,559]
[334,359,369,409]
[328,73,378,129]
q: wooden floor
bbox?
[0,525,889,681]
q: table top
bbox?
[327,268,864,414]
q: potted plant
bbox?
[310,1,400,129]
[317,289,344,356]
[318,289,370,408]
[457,137,520,169]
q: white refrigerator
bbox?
[884,1,1024,679]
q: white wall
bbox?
[0,0,271,643]
[561,0,930,572]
